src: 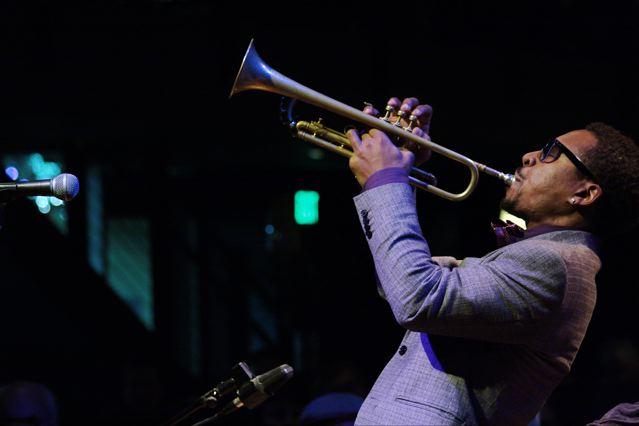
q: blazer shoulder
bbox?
[489,237,601,278]
[482,238,568,265]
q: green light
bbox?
[294,190,319,225]
[28,153,44,173]
[35,196,49,209]
[38,203,51,215]
[27,153,61,180]
[49,196,64,207]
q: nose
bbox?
[522,150,540,167]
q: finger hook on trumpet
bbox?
[279,97,298,133]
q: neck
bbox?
[526,213,590,231]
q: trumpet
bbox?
[230,40,514,201]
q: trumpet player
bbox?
[346,98,639,425]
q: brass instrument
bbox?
[230,40,514,201]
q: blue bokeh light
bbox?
[5,166,19,181]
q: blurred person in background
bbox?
[0,382,58,426]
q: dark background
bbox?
[0,1,638,425]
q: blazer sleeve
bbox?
[354,183,567,344]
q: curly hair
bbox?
[583,122,639,234]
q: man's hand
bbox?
[347,128,414,187]
[364,97,433,166]
[347,97,433,187]
[431,256,462,269]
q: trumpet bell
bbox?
[230,39,271,98]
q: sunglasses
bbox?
[540,139,596,180]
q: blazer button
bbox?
[365,230,373,240]
[360,209,369,218]
[398,345,407,356]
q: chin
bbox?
[500,197,527,221]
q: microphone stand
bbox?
[163,362,255,426]
[189,412,221,426]
[164,396,217,426]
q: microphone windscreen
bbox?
[238,364,294,410]
[52,174,80,201]
[255,364,294,395]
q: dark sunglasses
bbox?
[540,139,596,180]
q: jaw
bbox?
[500,194,521,218]
[501,182,521,211]
[500,185,530,222]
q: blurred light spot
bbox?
[499,209,526,229]
[27,153,61,180]
[5,166,19,181]
[28,153,45,175]
[35,196,50,209]
[38,203,51,214]
[49,196,64,207]
[307,148,325,160]
[294,190,319,225]
[265,224,275,235]
[47,162,61,176]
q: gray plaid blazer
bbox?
[353,183,601,426]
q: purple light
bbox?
[5,167,19,181]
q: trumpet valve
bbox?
[404,114,418,132]
[380,105,395,123]
[393,110,407,127]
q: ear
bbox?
[573,182,603,206]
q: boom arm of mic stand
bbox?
[164,398,218,426]
[189,413,222,426]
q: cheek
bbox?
[529,162,565,188]
[509,174,544,205]
[525,169,573,205]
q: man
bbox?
[346,97,639,425]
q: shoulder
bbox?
[489,235,601,279]
[482,239,567,279]
[486,239,568,268]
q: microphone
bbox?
[0,174,80,202]
[165,362,255,426]
[209,364,294,420]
